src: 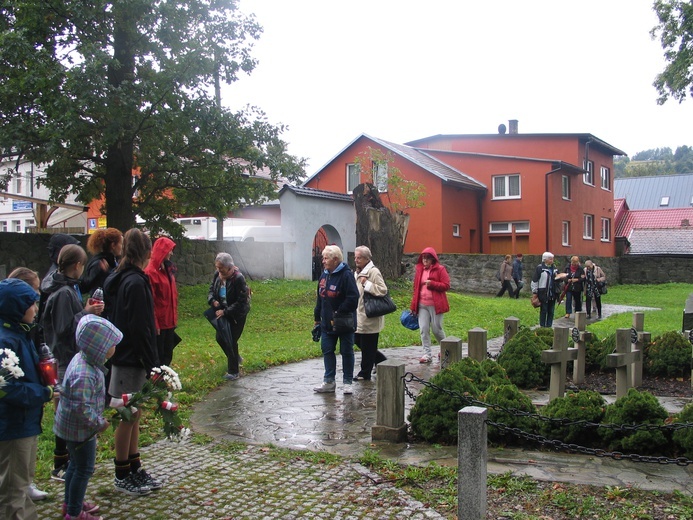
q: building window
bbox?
[562,221,570,246]
[0,221,7,232]
[601,218,611,241]
[489,221,530,233]
[24,219,35,231]
[562,175,570,200]
[583,214,594,239]
[346,163,360,193]
[600,166,611,190]
[12,220,21,232]
[660,196,670,207]
[13,172,22,194]
[492,174,520,199]
[452,224,460,237]
[583,160,594,186]
[372,161,388,192]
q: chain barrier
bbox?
[402,371,693,466]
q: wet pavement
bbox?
[34,303,693,519]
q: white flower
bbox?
[0,348,24,383]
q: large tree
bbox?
[652,0,693,104]
[0,0,304,234]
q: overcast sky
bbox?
[224,0,693,174]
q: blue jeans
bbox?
[565,291,582,314]
[64,437,96,517]
[320,331,354,384]
[540,300,556,327]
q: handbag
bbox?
[400,310,419,330]
[363,291,397,318]
[597,281,607,295]
[332,311,355,333]
[531,293,541,308]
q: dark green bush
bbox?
[408,358,513,445]
[408,361,482,444]
[540,390,606,446]
[599,388,670,455]
[497,328,552,389]
[585,332,616,372]
[672,403,693,458]
[480,383,537,445]
[644,331,691,377]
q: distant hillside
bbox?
[614,146,693,178]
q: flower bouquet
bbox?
[110,365,184,440]
[0,348,25,398]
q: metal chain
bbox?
[402,371,693,466]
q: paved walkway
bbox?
[34,304,693,519]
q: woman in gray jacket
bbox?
[353,246,388,381]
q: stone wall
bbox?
[0,232,689,290]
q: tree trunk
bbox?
[353,183,406,279]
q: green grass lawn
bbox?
[36,280,693,478]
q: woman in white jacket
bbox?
[353,246,388,381]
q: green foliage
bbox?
[480,383,537,445]
[408,362,481,445]
[540,391,606,446]
[0,1,305,233]
[644,330,692,377]
[651,0,693,104]
[599,388,670,454]
[497,327,552,388]
[586,332,616,372]
[672,402,693,458]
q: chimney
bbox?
[508,120,518,134]
[682,219,690,227]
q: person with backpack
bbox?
[207,253,250,382]
[531,252,567,327]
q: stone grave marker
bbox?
[607,328,642,399]
[541,327,577,401]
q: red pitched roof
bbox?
[615,207,693,238]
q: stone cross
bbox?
[541,327,577,401]
[607,328,642,399]
[631,312,650,388]
[467,328,487,362]
[371,360,407,442]
[440,336,463,369]
[571,312,591,385]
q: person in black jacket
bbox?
[313,245,359,395]
[207,253,250,382]
[563,256,585,318]
[103,228,161,496]
[81,227,123,296]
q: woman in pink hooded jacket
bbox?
[410,247,450,363]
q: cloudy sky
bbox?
[224,0,693,174]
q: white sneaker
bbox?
[313,382,336,393]
[343,384,353,394]
[28,482,48,501]
[419,355,432,364]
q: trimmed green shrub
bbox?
[599,388,670,455]
[644,331,691,377]
[585,332,616,372]
[480,383,537,445]
[408,361,482,444]
[672,403,693,458]
[497,327,552,389]
[408,358,512,445]
[540,390,606,446]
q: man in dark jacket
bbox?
[313,245,358,394]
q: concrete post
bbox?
[631,312,649,388]
[541,327,577,402]
[371,360,408,442]
[468,327,487,362]
[458,406,487,520]
[504,317,519,343]
[440,336,463,369]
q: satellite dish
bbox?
[498,124,507,135]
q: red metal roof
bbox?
[615,207,693,238]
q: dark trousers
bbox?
[496,280,514,298]
[354,332,387,379]
[540,299,556,327]
[513,278,522,299]
[216,316,246,375]
[585,294,602,317]
[156,328,177,367]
